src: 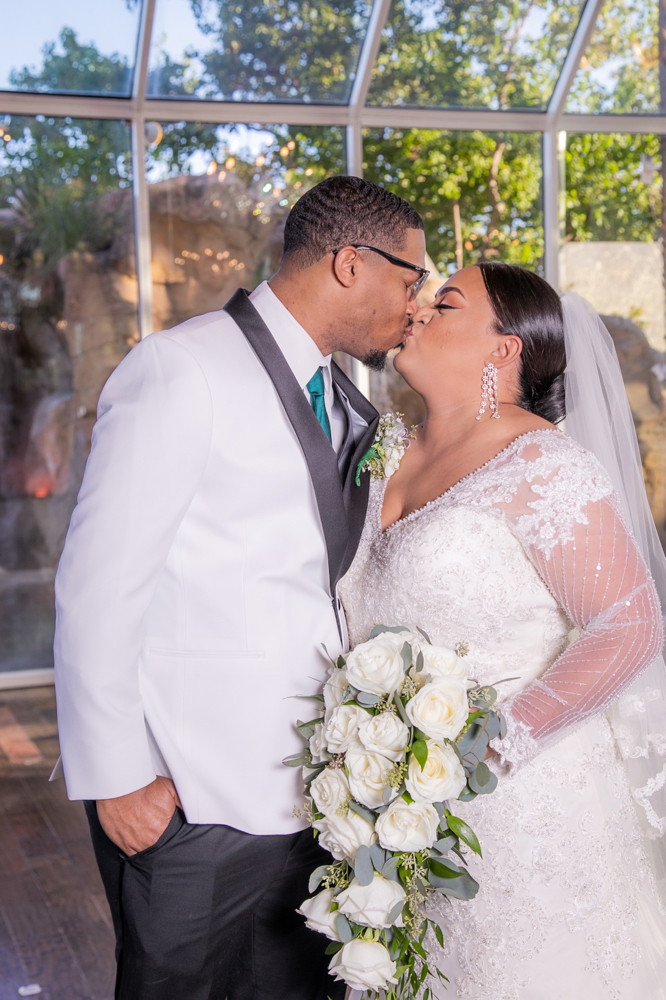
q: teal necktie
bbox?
[307,367,332,443]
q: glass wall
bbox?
[0,114,137,673]
[146,121,346,330]
[362,127,543,425]
[561,130,666,545]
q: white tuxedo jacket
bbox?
[54,286,378,834]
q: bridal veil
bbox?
[562,292,666,892]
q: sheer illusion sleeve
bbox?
[488,435,664,768]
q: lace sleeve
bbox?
[489,435,664,769]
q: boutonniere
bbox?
[355,412,415,486]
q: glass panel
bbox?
[148,0,372,103]
[566,0,663,114]
[363,127,543,423]
[145,121,344,330]
[367,0,586,110]
[1,1,143,97]
[562,132,666,546]
[0,115,137,673]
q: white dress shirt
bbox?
[249,281,346,452]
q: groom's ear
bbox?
[332,246,363,288]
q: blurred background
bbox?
[1,0,666,686]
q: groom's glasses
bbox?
[332,245,430,296]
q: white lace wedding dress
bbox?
[339,428,666,1000]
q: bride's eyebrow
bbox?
[438,286,467,301]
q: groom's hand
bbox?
[97,776,182,856]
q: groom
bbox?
[53,175,426,999]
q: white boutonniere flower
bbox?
[355,413,414,485]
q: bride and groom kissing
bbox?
[53,175,666,998]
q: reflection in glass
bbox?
[367,0,586,110]
[561,132,666,547]
[362,127,543,424]
[145,121,344,330]
[0,115,137,672]
[566,1,664,114]
[1,0,143,97]
[148,0,372,103]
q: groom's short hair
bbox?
[283,175,424,268]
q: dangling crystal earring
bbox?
[476,363,500,420]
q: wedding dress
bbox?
[339,428,666,999]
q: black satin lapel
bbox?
[224,289,349,593]
[332,362,380,579]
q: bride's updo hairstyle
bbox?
[477,262,566,424]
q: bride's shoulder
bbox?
[512,428,610,476]
[503,429,615,510]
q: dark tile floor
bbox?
[0,687,115,1000]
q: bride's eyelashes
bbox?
[435,302,456,311]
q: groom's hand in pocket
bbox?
[97,776,182,856]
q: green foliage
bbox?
[369,0,586,110]
[149,0,372,103]
[363,127,544,275]
[9,25,133,96]
[565,132,662,244]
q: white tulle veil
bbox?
[561,292,666,892]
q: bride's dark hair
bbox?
[477,262,566,424]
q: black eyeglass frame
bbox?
[331,244,430,295]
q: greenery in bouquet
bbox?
[284,625,506,999]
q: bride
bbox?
[339,262,666,998]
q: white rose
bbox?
[345,637,405,696]
[324,667,349,721]
[337,874,406,928]
[384,445,404,478]
[323,704,367,753]
[310,768,350,818]
[346,750,394,809]
[297,888,340,941]
[329,939,398,992]
[405,740,467,804]
[359,711,409,762]
[309,724,325,763]
[421,644,467,681]
[375,798,440,852]
[314,811,377,862]
[406,677,468,741]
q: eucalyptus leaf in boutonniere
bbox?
[355,413,415,486]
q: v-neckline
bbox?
[378,428,562,536]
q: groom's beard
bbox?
[362,349,388,372]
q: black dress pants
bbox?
[85,802,345,1000]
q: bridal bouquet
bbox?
[284,625,505,999]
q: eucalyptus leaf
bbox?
[434,834,458,853]
[484,711,501,741]
[432,801,445,818]
[444,811,482,857]
[416,625,432,644]
[416,650,424,672]
[370,844,387,873]
[308,865,329,893]
[282,752,310,767]
[500,713,508,739]
[468,763,498,796]
[400,642,413,673]
[303,764,326,785]
[336,655,346,669]
[369,624,410,638]
[411,739,428,771]
[348,799,377,826]
[458,785,478,802]
[393,693,411,726]
[325,941,344,955]
[357,691,381,707]
[430,871,480,900]
[335,913,353,943]
[381,856,401,882]
[354,845,374,886]
[388,900,405,924]
[433,922,444,948]
[382,784,394,805]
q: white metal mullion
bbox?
[542,129,560,289]
[547,0,605,125]
[346,124,363,176]
[349,0,392,114]
[132,0,157,339]
[561,112,666,135]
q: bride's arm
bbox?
[494,450,663,768]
